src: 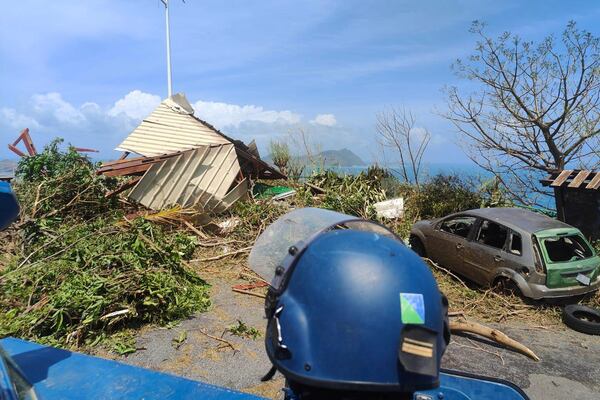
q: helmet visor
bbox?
[248,207,396,283]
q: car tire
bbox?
[409,235,426,257]
[562,304,600,335]
[494,278,522,297]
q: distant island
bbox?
[265,148,365,167]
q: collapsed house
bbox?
[98,93,285,212]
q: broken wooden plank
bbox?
[97,153,181,177]
[585,173,600,190]
[73,147,99,153]
[550,169,573,187]
[568,170,591,188]
[105,177,142,198]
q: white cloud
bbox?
[109,90,162,120]
[0,108,40,130]
[31,92,85,125]
[311,113,337,127]
[410,127,448,146]
[0,90,311,158]
[192,100,301,129]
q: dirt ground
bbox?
[117,276,600,400]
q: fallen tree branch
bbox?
[193,246,252,262]
[305,182,325,193]
[450,320,540,361]
[232,282,269,291]
[232,288,266,299]
[198,329,237,352]
[183,221,208,240]
[423,257,470,290]
[239,271,270,285]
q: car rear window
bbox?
[510,232,522,255]
[542,234,594,263]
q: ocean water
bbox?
[309,162,491,181]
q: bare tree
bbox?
[445,21,600,206]
[376,107,431,188]
[288,127,324,172]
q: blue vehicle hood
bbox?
[0,338,262,399]
[1,338,528,400]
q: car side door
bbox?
[426,215,477,275]
[462,219,509,285]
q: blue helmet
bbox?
[249,208,450,394]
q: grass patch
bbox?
[228,320,261,340]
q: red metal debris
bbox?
[8,128,37,157]
[7,128,98,157]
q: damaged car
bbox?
[409,208,600,300]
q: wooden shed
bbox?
[541,170,600,240]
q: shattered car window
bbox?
[542,235,594,263]
[439,216,476,238]
[510,232,522,255]
[476,220,508,249]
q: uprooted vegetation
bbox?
[2,141,598,353]
[0,142,210,351]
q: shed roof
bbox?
[115,94,230,157]
[541,170,600,190]
[113,93,285,180]
[462,207,572,233]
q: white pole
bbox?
[163,0,173,97]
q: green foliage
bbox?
[269,140,290,173]
[412,174,482,219]
[0,217,210,348]
[14,138,118,222]
[363,165,410,198]
[307,170,386,218]
[478,177,514,208]
[107,331,138,355]
[229,200,287,240]
[286,157,305,181]
[228,320,261,340]
[171,330,188,349]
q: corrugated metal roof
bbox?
[128,144,244,211]
[116,94,229,157]
[541,170,600,190]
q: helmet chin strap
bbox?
[260,365,277,382]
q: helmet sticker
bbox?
[400,293,425,324]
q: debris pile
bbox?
[97,93,285,214]
[0,144,210,351]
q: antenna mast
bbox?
[160,0,173,97]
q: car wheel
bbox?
[409,235,426,257]
[494,278,521,297]
[562,304,600,335]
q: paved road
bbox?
[119,278,600,399]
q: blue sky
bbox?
[1,0,599,163]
